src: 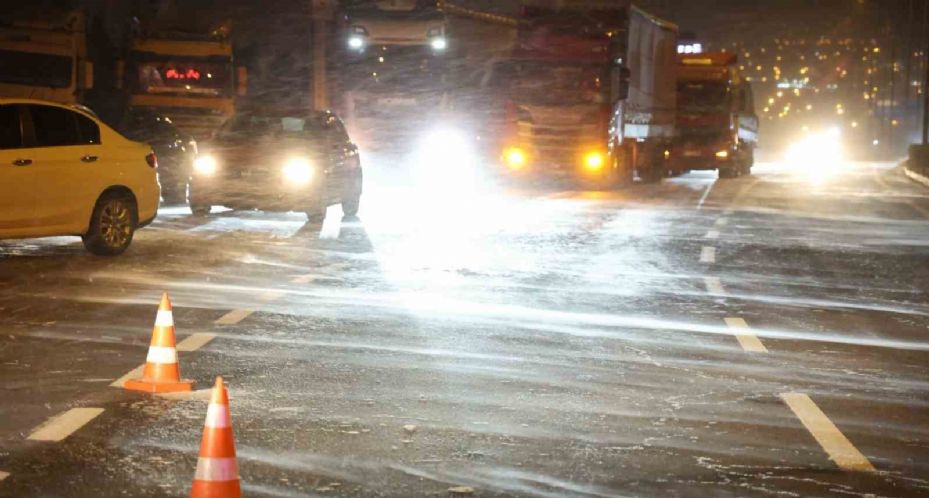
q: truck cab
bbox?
[0,9,94,105]
[673,52,758,178]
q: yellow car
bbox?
[0,99,160,255]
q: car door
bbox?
[0,104,36,231]
[22,104,100,232]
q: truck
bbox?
[672,52,758,178]
[335,0,451,148]
[119,4,245,141]
[486,1,678,185]
[0,8,96,106]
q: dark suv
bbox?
[116,109,198,204]
[188,110,363,221]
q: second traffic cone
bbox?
[124,292,194,393]
[191,377,241,498]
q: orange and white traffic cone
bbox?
[191,376,241,498]
[124,292,194,393]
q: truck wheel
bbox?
[82,192,138,256]
[640,166,662,184]
[718,167,738,179]
[613,148,634,187]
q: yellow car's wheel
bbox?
[82,192,138,256]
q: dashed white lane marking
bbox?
[258,290,286,302]
[110,364,145,388]
[724,317,768,352]
[696,181,715,209]
[704,277,726,295]
[705,230,720,240]
[700,246,716,264]
[214,309,254,326]
[780,393,876,472]
[176,333,216,352]
[27,408,105,442]
[715,217,728,227]
[0,470,9,481]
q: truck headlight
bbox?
[503,147,527,170]
[348,35,365,50]
[193,155,217,175]
[282,157,314,185]
[715,150,729,159]
[584,151,605,171]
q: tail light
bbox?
[145,152,158,169]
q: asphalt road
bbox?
[1,160,928,497]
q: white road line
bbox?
[780,393,876,472]
[704,277,726,295]
[705,230,720,240]
[291,274,318,284]
[696,181,715,209]
[0,470,9,481]
[715,217,728,227]
[176,333,216,352]
[110,364,145,388]
[724,317,767,352]
[700,246,716,264]
[215,309,254,326]
[27,408,105,442]
[258,290,286,302]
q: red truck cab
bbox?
[673,52,758,178]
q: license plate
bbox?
[683,150,701,157]
[378,97,417,106]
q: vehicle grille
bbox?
[517,122,600,164]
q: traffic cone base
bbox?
[190,479,240,498]
[124,377,194,393]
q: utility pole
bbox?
[311,0,336,111]
[923,0,929,145]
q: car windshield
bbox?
[677,81,730,112]
[216,114,325,141]
[344,0,442,19]
[0,50,72,88]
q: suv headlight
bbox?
[282,157,314,185]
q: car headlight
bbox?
[282,157,314,185]
[430,37,447,51]
[584,151,605,171]
[193,155,217,175]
